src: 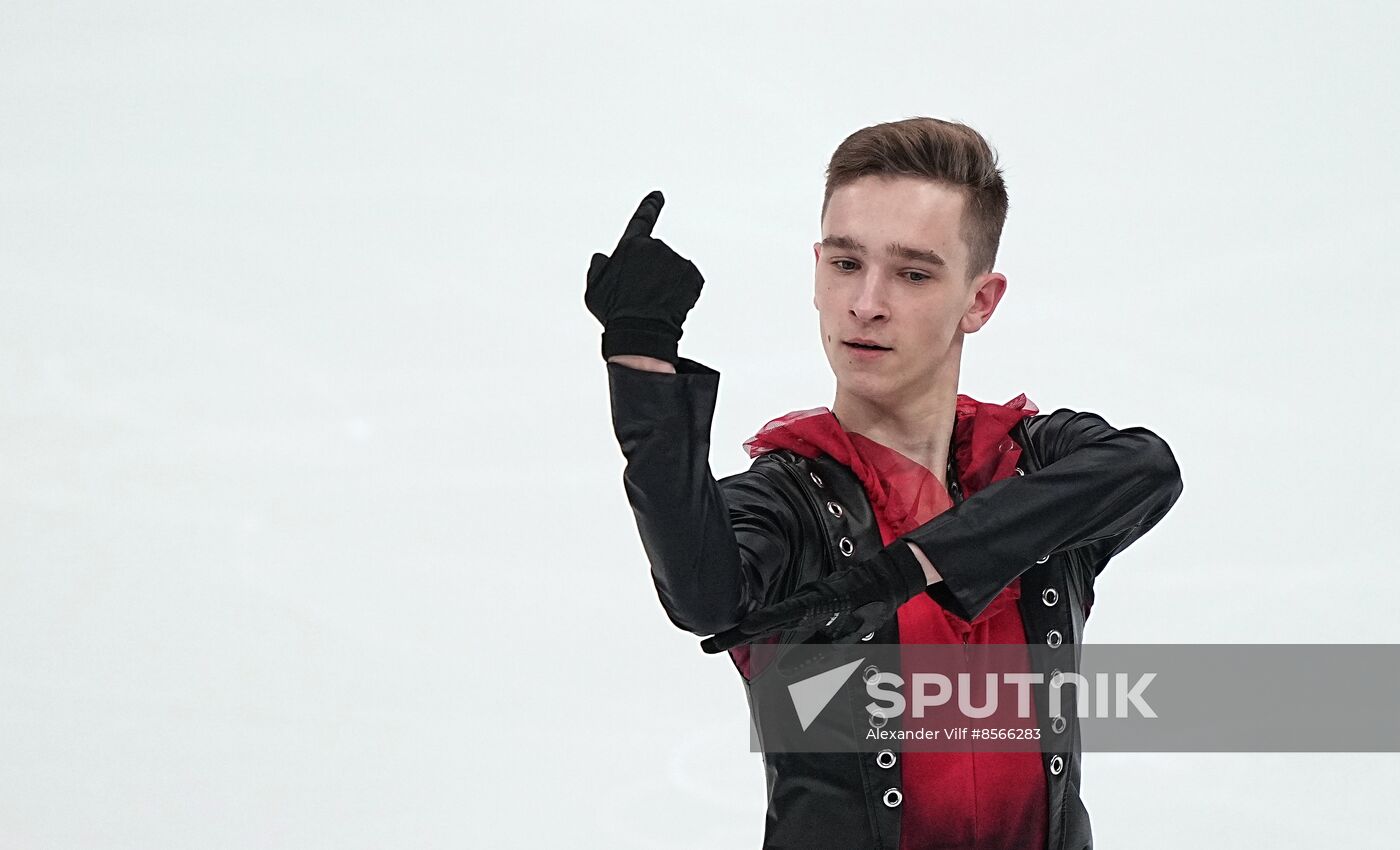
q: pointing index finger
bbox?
[618,190,665,246]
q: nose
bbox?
[849,274,889,323]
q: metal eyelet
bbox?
[882,787,903,808]
[1049,755,1064,776]
[839,537,854,557]
[1046,629,1064,648]
[860,632,875,642]
[1015,467,1025,476]
[876,749,897,769]
[868,709,888,730]
[826,501,844,518]
[1050,668,1063,686]
[810,471,824,487]
[1051,715,1067,734]
[1042,587,1059,606]
[1036,553,1050,564]
[862,665,881,684]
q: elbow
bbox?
[1138,431,1185,513]
[646,550,748,637]
[656,595,743,638]
[671,610,742,639]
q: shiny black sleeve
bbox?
[606,358,802,636]
[901,408,1184,621]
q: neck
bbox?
[830,344,963,484]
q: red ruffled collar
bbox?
[743,394,1038,534]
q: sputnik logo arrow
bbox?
[788,657,865,731]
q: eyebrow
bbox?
[821,234,946,267]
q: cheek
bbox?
[815,304,837,344]
[911,307,958,345]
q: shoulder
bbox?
[717,450,792,493]
[1023,407,1108,433]
[725,449,854,493]
[718,451,804,504]
[1022,407,1181,479]
[1022,407,1112,454]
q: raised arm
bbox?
[588,192,806,636]
[607,357,804,635]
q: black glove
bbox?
[700,541,929,654]
[585,190,705,365]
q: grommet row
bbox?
[799,462,874,641]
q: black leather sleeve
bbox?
[900,408,1184,621]
[606,357,802,636]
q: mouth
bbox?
[843,340,892,351]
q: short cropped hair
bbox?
[822,117,1009,279]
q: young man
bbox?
[586,117,1183,850]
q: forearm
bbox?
[607,354,676,373]
[607,358,755,635]
[900,410,1183,621]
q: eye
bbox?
[830,259,931,283]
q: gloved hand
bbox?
[585,190,705,365]
[700,541,929,654]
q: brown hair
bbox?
[822,117,1009,279]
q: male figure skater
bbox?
[586,117,1183,849]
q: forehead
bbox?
[822,175,968,264]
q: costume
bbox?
[606,357,1184,850]
[744,401,1046,850]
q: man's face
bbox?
[814,174,1005,405]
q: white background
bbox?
[4,1,1399,847]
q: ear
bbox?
[812,241,821,262]
[960,272,1007,334]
